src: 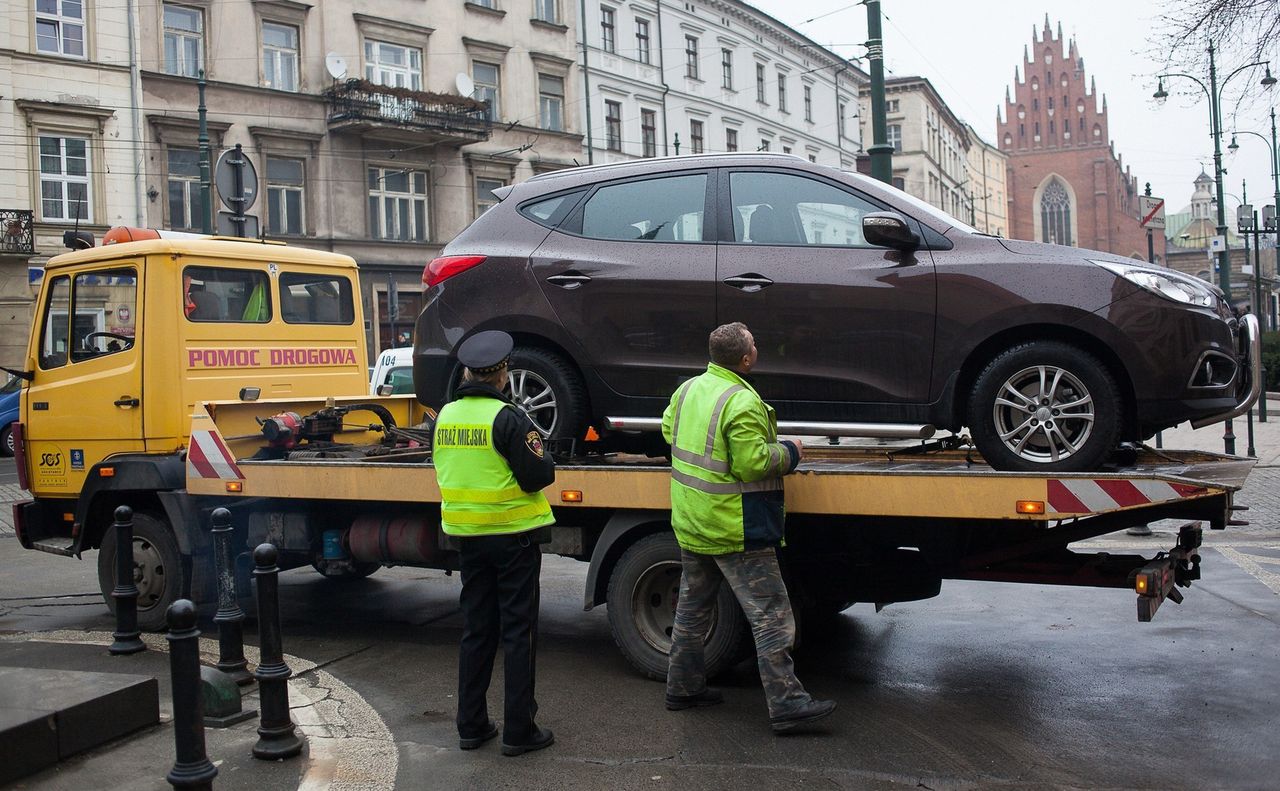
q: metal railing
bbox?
[0,209,34,254]
[325,80,492,141]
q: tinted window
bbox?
[729,171,880,247]
[581,174,706,242]
[184,266,271,322]
[280,273,355,324]
[518,190,584,228]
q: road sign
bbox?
[1139,196,1166,230]
[215,144,259,214]
[216,211,259,238]
[1209,235,1226,252]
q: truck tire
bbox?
[507,347,588,440]
[606,533,749,681]
[96,512,184,632]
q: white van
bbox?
[369,346,414,395]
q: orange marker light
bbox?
[225,481,244,493]
[1135,575,1149,594]
[561,490,583,503]
[62,512,75,522]
[1016,500,1045,515]
[99,467,115,478]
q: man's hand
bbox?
[782,438,804,462]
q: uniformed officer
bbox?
[662,321,836,733]
[434,330,557,756]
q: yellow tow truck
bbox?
[10,231,1258,679]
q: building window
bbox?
[471,0,497,8]
[837,102,846,138]
[635,19,650,63]
[1040,177,1072,246]
[756,63,766,103]
[759,138,770,152]
[476,177,505,218]
[782,145,790,154]
[266,157,305,236]
[807,154,816,163]
[166,148,202,230]
[803,85,812,121]
[36,0,85,58]
[887,124,901,153]
[39,135,91,223]
[473,62,500,122]
[368,167,429,241]
[641,109,656,157]
[685,36,699,79]
[892,176,905,190]
[601,6,616,53]
[887,99,899,113]
[538,74,564,131]
[262,22,299,92]
[534,0,559,24]
[725,128,738,152]
[605,100,622,151]
[365,40,422,91]
[777,71,787,112]
[690,119,704,154]
[721,49,733,89]
[163,4,203,77]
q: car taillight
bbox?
[424,255,487,288]
[13,422,28,491]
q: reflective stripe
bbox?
[671,468,784,495]
[670,383,743,474]
[704,386,744,454]
[669,379,695,443]
[767,445,782,476]
[442,501,551,525]
[671,445,730,473]
[439,484,528,503]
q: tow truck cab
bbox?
[14,231,368,559]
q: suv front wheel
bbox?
[968,341,1121,472]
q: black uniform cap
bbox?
[457,330,513,374]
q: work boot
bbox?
[458,720,499,750]
[665,687,725,711]
[501,726,555,756]
[769,699,837,734]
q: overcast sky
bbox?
[750,0,1280,217]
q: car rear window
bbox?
[580,174,707,242]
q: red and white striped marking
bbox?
[187,429,244,481]
[1047,478,1206,514]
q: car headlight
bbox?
[1088,259,1216,307]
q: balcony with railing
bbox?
[325,79,492,144]
[1,210,35,255]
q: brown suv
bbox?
[414,153,1259,472]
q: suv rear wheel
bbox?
[506,347,588,440]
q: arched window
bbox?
[1040,178,1072,246]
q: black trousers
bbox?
[456,532,542,744]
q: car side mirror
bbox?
[862,212,921,251]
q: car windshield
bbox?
[842,171,981,236]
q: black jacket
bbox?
[451,381,556,493]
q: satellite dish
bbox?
[455,72,476,97]
[325,53,348,80]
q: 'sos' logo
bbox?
[40,452,63,467]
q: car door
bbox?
[715,168,936,419]
[529,171,717,398]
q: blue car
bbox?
[0,374,19,457]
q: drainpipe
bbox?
[834,63,846,162]
[126,0,146,225]
[578,0,595,163]
[656,0,669,155]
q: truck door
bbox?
[24,264,144,495]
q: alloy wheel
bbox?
[506,367,558,437]
[992,364,1095,464]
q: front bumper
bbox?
[1190,313,1261,429]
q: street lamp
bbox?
[1154,44,1276,305]
[1228,105,1280,331]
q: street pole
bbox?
[1209,44,1233,303]
[865,0,893,184]
[197,70,213,234]
[1145,182,1155,264]
[1272,107,1279,332]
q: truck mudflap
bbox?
[1131,522,1202,622]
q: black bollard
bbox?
[252,543,303,760]
[165,600,218,791]
[109,505,146,655]
[210,508,251,685]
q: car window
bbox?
[280,272,355,324]
[518,190,585,228]
[729,171,884,247]
[581,174,707,242]
[184,266,272,323]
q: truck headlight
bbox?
[1089,260,1216,307]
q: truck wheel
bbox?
[97,512,184,632]
[606,533,749,681]
[0,425,12,457]
[968,341,1121,472]
[311,559,380,580]
[507,347,588,440]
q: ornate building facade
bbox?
[997,17,1161,261]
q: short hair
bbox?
[709,322,752,367]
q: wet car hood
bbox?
[994,237,1130,266]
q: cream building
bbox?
[0,0,146,367]
[964,123,1008,236]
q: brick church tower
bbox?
[998,16,1162,261]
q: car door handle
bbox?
[723,274,774,293]
[114,396,140,408]
[546,273,592,289]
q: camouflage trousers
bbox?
[666,547,812,718]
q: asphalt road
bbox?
[3,516,1279,790]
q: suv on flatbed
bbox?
[413,153,1258,472]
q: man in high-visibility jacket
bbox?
[435,330,557,756]
[662,321,836,733]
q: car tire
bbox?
[97,511,185,632]
[311,559,381,580]
[0,424,12,457]
[968,341,1121,472]
[506,347,588,440]
[606,532,750,681]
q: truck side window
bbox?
[279,273,354,324]
[38,276,71,370]
[183,266,271,322]
[39,269,139,367]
